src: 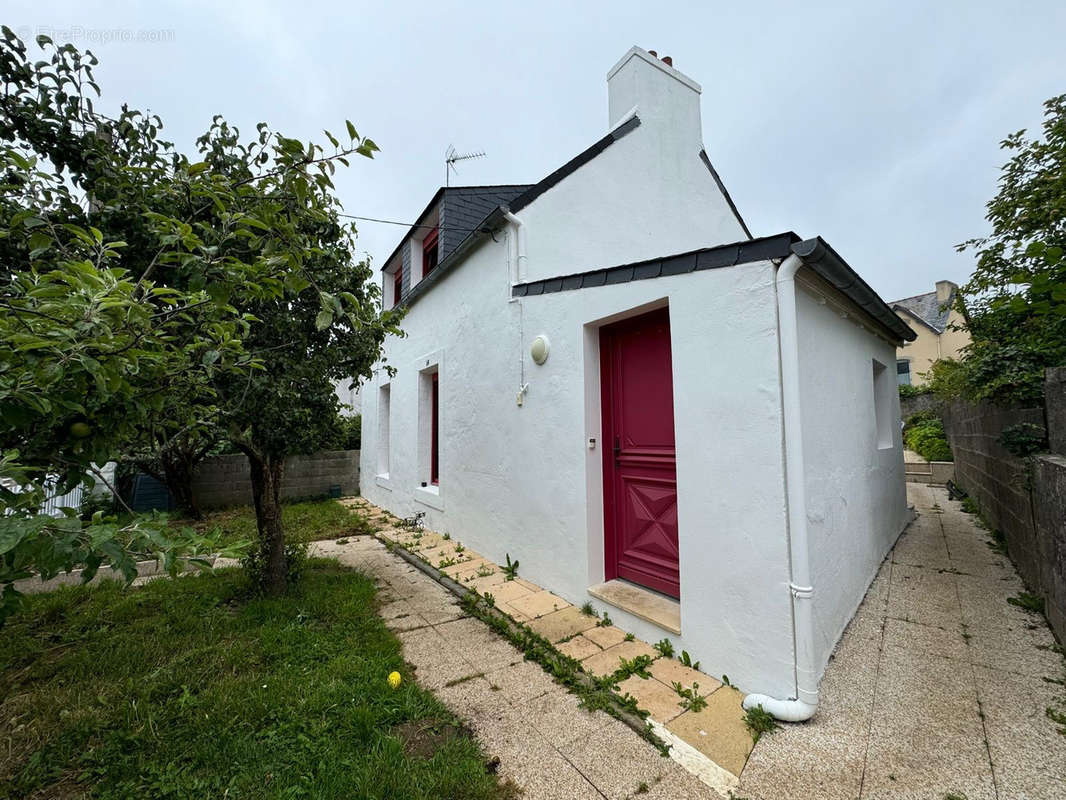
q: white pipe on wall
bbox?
[503,210,527,284]
[743,252,819,723]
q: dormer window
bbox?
[422,227,439,277]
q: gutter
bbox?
[742,252,819,722]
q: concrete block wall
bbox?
[190,450,360,510]
[899,391,941,420]
[943,370,1064,643]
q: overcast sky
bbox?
[7,1,1065,302]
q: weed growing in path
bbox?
[1008,592,1045,614]
[743,704,780,743]
[672,681,708,712]
[679,650,701,671]
[502,554,519,580]
[653,638,675,658]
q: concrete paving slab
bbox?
[666,686,752,777]
[466,571,506,593]
[528,605,600,642]
[523,687,613,748]
[484,579,534,605]
[506,589,570,619]
[557,634,602,661]
[483,660,557,707]
[862,634,996,800]
[580,639,659,678]
[649,658,720,693]
[581,623,628,649]
[974,665,1066,800]
[558,718,673,800]
[881,616,969,661]
[617,674,687,722]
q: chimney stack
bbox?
[935,280,957,305]
[606,46,702,144]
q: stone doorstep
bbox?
[357,498,751,787]
[588,579,681,635]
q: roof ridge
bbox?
[888,289,937,305]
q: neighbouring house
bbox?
[889,280,970,386]
[359,46,917,719]
[334,379,362,416]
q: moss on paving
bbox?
[0,560,514,799]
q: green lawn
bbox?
[177,498,376,548]
[0,561,515,799]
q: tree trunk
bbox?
[161,451,202,520]
[248,452,286,595]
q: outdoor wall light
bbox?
[530,335,550,365]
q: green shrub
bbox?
[904,416,953,462]
[999,423,1048,458]
[330,414,362,451]
[898,384,928,399]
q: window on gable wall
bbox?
[422,227,439,278]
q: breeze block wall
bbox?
[943,370,1065,643]
[190,450,360,510]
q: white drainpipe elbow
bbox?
[503,210,527,283]
[744,252,820,723]
[742,693,817,723]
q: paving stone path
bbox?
[309,533,723,799]
[740,484,1066,800]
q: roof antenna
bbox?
[445,144,486,186]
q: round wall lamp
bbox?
[530,335,550,365]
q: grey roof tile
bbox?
[889,290,952,333]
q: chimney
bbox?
[606,46,702,145]
[935,280,956,305]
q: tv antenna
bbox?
[445,144,486,186]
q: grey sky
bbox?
[8,0,1065,302]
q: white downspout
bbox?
[503,210,527,284]
[742,253,819,723]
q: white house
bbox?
[359,46,916,720]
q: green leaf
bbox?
[202,350,220,366]
[345,120,357,140]
[315,310,333,331]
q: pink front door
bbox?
[600,307,680,598]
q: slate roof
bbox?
[381,184,531,273]
[889,289,953,333]
[439,186,530,259]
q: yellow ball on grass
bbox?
[387,671,402,689]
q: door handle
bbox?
[613,436,621,462]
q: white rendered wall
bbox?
[794,275,910,678]
[360,47,798,696]
[360,234,798,697]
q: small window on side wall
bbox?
[872,359,894,449]
[417,365,440,488]
[377,384,391,476]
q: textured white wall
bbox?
[360,236,797,697]
[794,275,910,677]
[360,48,905,699]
